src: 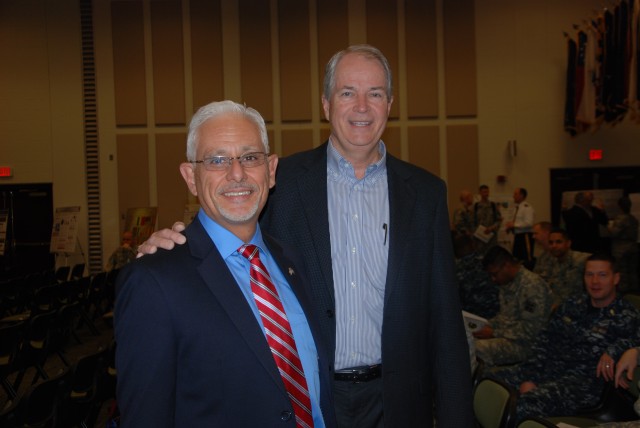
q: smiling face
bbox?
[584,260,619,308]
[179,113,277,241]
[321,52,393,163]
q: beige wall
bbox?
[1,0,639,270]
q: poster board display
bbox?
[50,206,80,253]
[124,207,158,246]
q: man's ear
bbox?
[267,154,278,189]
[179,163,198,196]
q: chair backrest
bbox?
[17,368,71,428]
[474,377,517,428]
[69,263,86,280]
[517,417,557,428]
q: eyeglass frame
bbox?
[190,152,270,171]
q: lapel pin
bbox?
[288,267,295,276]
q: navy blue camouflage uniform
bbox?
[493,294,640,422]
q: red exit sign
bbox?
[589,149,603,161]
[0,166,12,177]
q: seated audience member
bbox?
[544,228,590,307]
[491,254,640,423]
[106,230,137,271]
[453,233,500,319]
[531,221,553,275]
[608,196,639,293]
[452,189,475,237]
[473,246,552,366]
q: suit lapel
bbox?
[264,234,328,353]
[385,156,417,303]
[185,219,287,396]
[295,145,335,305]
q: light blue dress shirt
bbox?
[326,140,389,370]
[197,210,325,427]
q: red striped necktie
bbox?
[239,244,314,428]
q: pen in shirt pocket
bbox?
[383,223,388,245]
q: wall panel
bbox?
[446,125,479,211]
[408,126,440,176]
[382,127,401,159]
[405,0,438,118]
[317,0,349,102]
[150,1,186,125]
[239,0,273,121]
[366,0,399,119]
[190,0,224,110]
[279,0,312,122]
[282,129,314,157]
[156,133,187,229]
[117,135,150,230]
[111,1,147,126]
[443,0,478,117]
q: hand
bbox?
[596,353,616,382]
[137,222,187,257]
[519,381,537,394]
[472,325,494,339]
[615,348,639,389]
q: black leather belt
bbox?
[334,364,382,382]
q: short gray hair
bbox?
[186,100,269,161]
[323,44,393,100]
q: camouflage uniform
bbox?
[455,252,500,319]
[532,250,555,281]
[106,246,137,271]
[493,295,640,423]
[473,200,502,253]
[475,268,552,366]
[609,213,640,293]
[452,205,474,237]
[541,250,590,306]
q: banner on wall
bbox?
[50,206,81,254]
[124,207,158,246]
[0,209,8,256]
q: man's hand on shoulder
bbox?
[137,221,187,257]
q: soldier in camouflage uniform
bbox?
[473,184,502,253]
[453,233,500,319]
[474,246,552,366]
[491,254,640,423]
[541,229,590,307]
[452,189,475,237]
[106,230,137,271]
[532,221,554,275]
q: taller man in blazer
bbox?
[115,101,336,427]
[140,45,474,427]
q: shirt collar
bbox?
[197,209,266,259]
[326,139,387,183]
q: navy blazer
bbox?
[260,142,474,427]
[115,217,336,427]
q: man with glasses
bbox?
[115,100,336,427]
[473,245,552,366]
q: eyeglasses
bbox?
[191,152,269,171]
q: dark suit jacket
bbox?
[562,204,608,253]
[115,217,336,427]
[260,143,474,427]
